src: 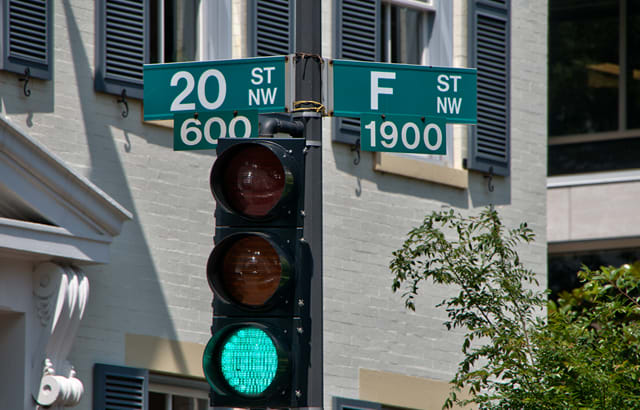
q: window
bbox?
[95,0,231,100]
[382,1,433,66]
[334,0,441,147]
[94,363,212,410]
[149,378,210,410]
[334,397,382,410]
[149,0,199,64]
[548,247,640,299]
[380,0,455,169]
[333,396,414,410]
[0,0,53,80]
[548,0,640,176]
[335,0,510,185]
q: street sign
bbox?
[329,60,477,123]
[144,56,291,121]
[173,111,258,151]
[360,114,446,155]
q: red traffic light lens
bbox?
[221,235,283,307]
[221,145,286,218]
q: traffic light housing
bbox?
[203,137,311,408]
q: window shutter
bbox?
[250,0,293,56]
[94,363,148,410]
[1,0,52,80]
[333,0,380,144]
[333,397,382,410]
[95,0,148,99]
[467,0,510,176]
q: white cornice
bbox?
[0,115,132,264]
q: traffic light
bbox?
[203,137,311,408]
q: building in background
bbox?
[547,0,640,297]
[0,1,546,409]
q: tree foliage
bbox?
[390,207,640,409]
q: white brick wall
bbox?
[0,0,547,409]
[321,0,548,406]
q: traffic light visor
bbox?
[212,143,293,219]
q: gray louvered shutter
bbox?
[95,0,148,99]
[333,0,380,144]
[333,397,382,410]
[94,363,148,410]
[1,0,53,80]
[250,0,293,56]
[467,0,510,176]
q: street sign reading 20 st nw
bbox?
[143,56,291,121]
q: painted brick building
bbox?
[0,1,546,409]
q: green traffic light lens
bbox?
[219,327,278,397]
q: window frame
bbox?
[333,0,476,188]
[96,0,230,101]
[333,396,383,410]
[547,0,640,179]
[548,0,634,146]
[378,0,455,171]
[149,373,210,410]
[149,0,203,64]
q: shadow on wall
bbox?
[53,0,190,376]
[0,72,54,123]
[331,139,511,209]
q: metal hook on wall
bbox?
[351,138,361,166]
[484,166,495,192]
[19,67,31,97]
[117,89,129,118]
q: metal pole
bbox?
[294,0,323,408]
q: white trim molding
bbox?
[31,262,89,408]
[547,169,640,188]
[0,115,132,264]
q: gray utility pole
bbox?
[294,0,323,409]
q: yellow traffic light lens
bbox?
[221,235,282,307]
[222,145,285,218]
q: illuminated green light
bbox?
[219,327,278,397]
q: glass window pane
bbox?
[549,0,619,136]
[385,6,422,64]
[150,0,160,63]
[627,2,640,129]
[196,398,209,410]
[548,137,640,176]
[149,391,168,410]
[172,394,194,410]
[164,0,198,63]
[548,248,640,299]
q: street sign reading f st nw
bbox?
[143,56,291,121]
[329,60,477,124]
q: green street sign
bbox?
[144,56,290,121]
[330,60,476,123]
[360,114,446,155]
[173,111,258,151]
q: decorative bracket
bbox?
[19,67,31,97]
[351,138,361,166]
[32,263,89,408]
[117,89,129,118]
[484,166,495,192]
